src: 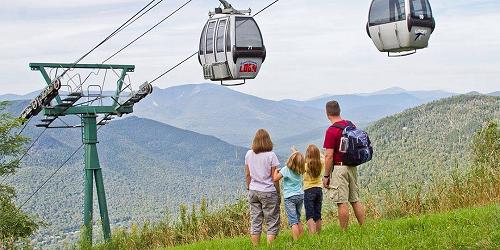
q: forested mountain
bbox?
[2,103,248,247]
[359,95,500,190]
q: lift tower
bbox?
[20,63,153,244]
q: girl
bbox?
[245,129,281,246]
[303,144,324,234]
[273,148,306,241]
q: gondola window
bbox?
[199,23,207,55]
[216,20,227,53]
[369,0,406,26]
[235,17,263,48]
[206,21,216,54]
[411,0,432,19]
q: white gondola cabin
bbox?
[367,0,436,56]
[198,1,266,85]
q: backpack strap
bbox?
[331,120,353,130]
[331,123,347,130]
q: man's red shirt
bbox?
[323,120,354,164]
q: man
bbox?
[322,101,365,230]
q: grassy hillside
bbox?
[166,205,499,250]
[360,94,500,190]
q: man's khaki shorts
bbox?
[328,165,360,204]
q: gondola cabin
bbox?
[198,2,265,85]
[367,0,435,56]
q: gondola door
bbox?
[204,20,217,78]
[214,18,231,80]
[369,0,407,52]
[379,0,406,51]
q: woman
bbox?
[245,129,281,246]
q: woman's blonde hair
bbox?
[252,129,273,154]
[287,151,305,175]
[305,145,322,178]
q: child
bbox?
[273,148,305,241]
[245,129,281,246]
[304,144,324,234]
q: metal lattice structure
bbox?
[20,63,153,244]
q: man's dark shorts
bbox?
[304,187,323,221]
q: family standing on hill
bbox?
[245,100,373,246]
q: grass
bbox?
[166,204,500,250]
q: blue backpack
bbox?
[332,121,373,167]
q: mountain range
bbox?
[0,86,472,150]
[130,85,467,152]
[1,85,499,247]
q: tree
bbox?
[0,101,40,248]
[472,121,499,169]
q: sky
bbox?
[0,0,499,100]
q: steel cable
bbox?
[56,0,159,80]
[102,0,194,64]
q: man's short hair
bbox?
[326,101,341,116]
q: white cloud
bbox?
[0,0,499,100]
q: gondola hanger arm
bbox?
[219,0,232,9]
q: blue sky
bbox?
[0,0,499,100]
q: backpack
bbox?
[332,121,373,167]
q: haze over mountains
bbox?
[2,85,497,155]
[132,84,326,147]
[129,84,467,149]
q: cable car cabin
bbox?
[367,0,435,56]
[198,8,266,84]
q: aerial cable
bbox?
[17,116,33,136]
[102,0,194,64]
[148,0,280,84]
[72,0,186,94]
[18,116,110,209]
[114,0,167,36]
[150,52,198,84]
[253,0,279,17]
[16,127,49,165]
[18,143,84,209]
[55,0,159,80]
[0,126,49,186]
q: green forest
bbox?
[360,94,500,191]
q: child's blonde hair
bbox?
[305,145,322,178]
[287,151,305,175]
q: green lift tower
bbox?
[20,63,153,244]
